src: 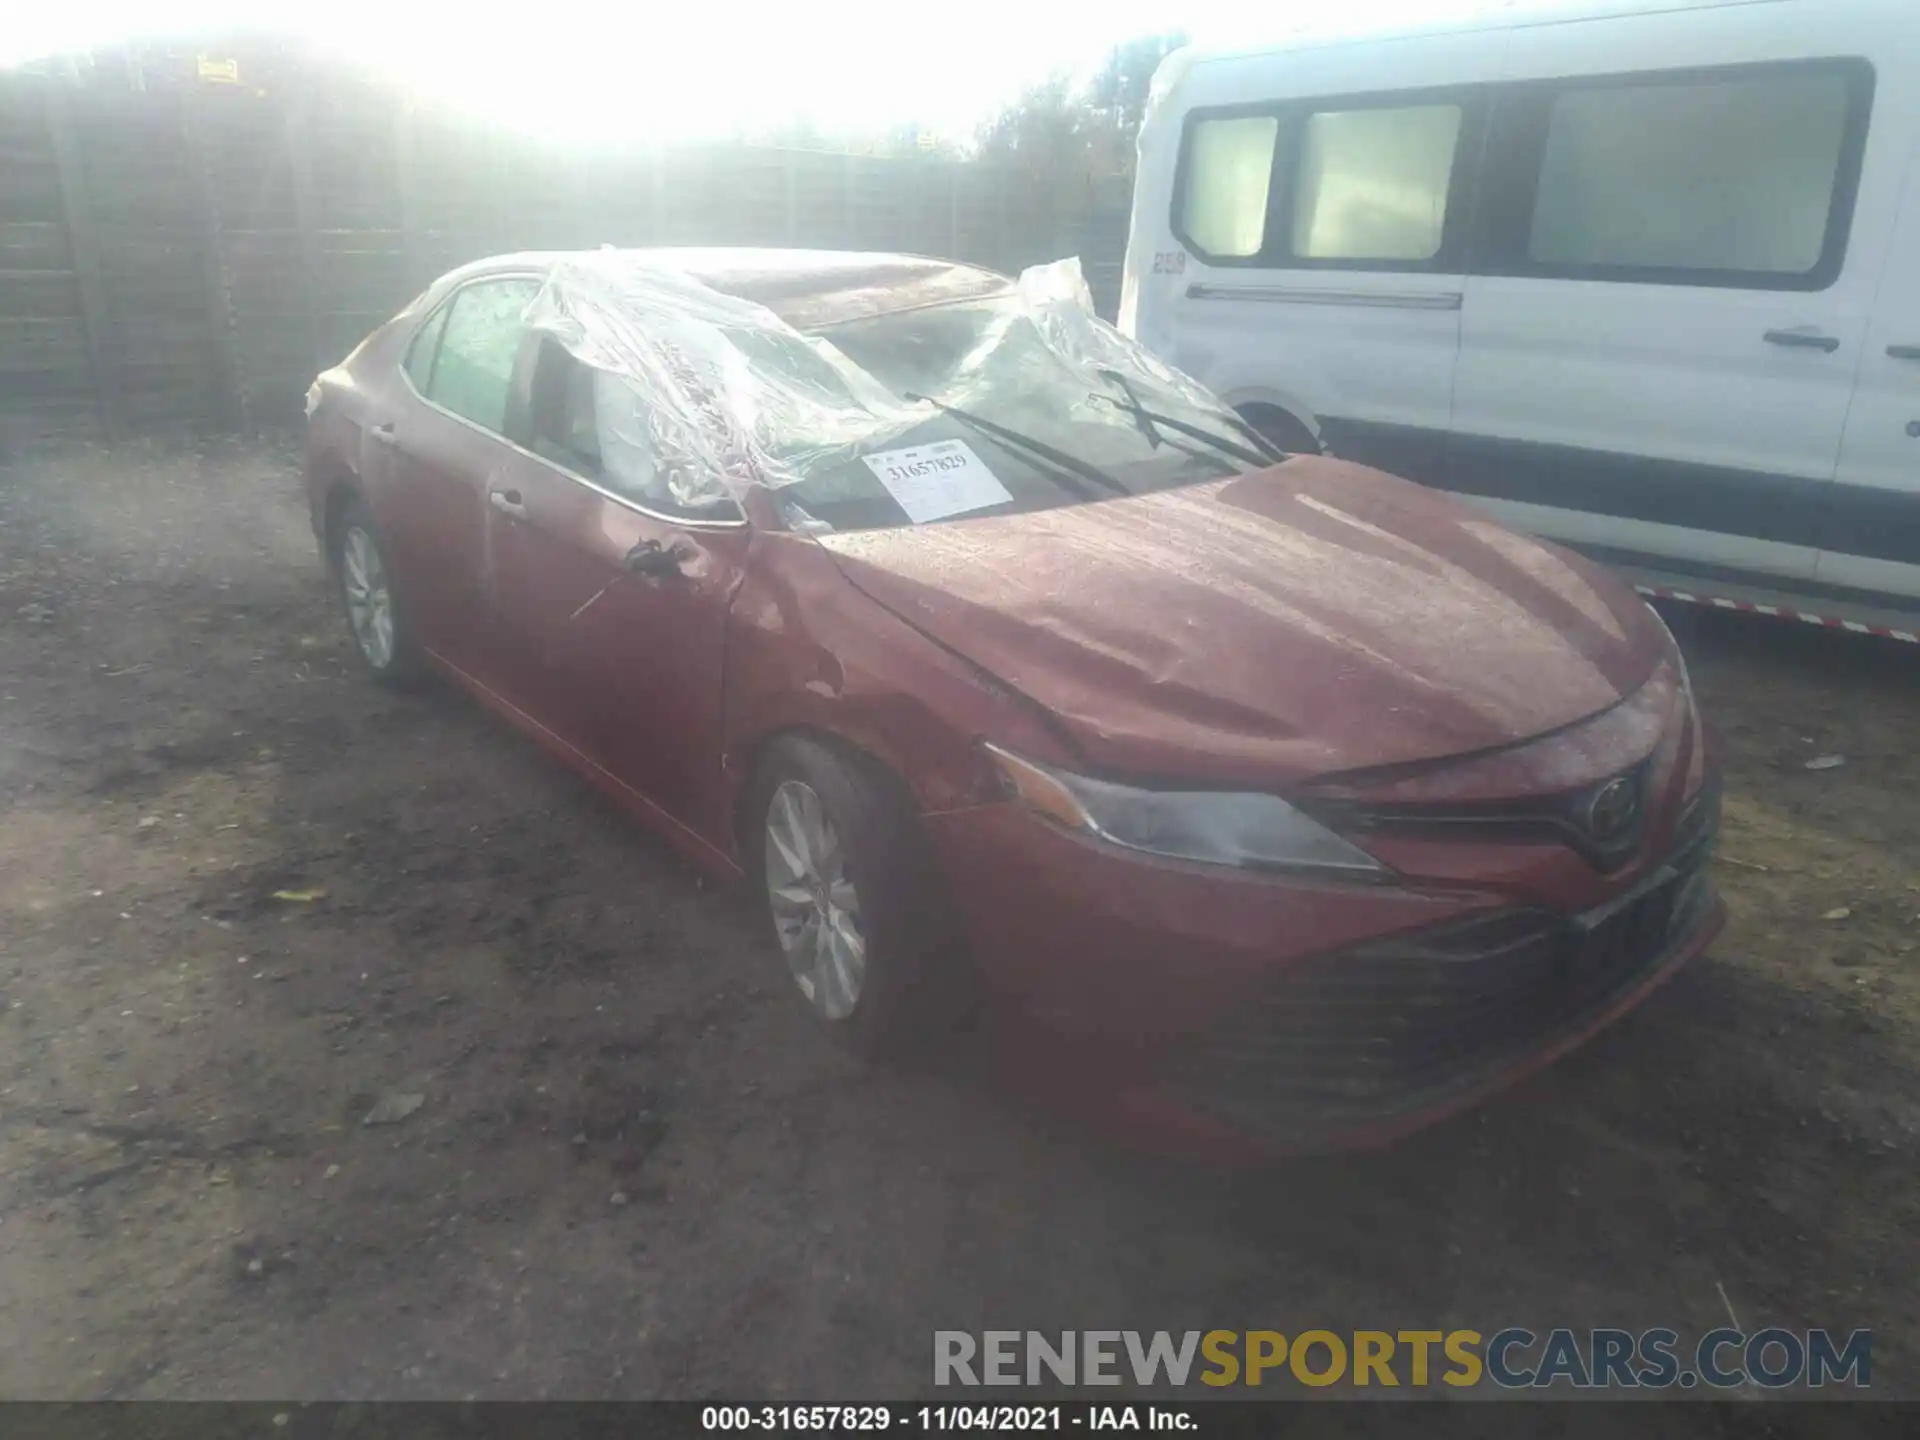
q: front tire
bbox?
[332,496,416,684]
[1237,405,1323,457]
[748,737,967,1057]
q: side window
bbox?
[527,341,740,520]
[1175,95,1472,268]
[1290,105,1463,262]
[526,340,601,474]
[1515,63,1867,285]
[423,278,541,432]
[1179,115,1281,259]
[403,301,451,390]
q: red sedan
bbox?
[304,248,1723,1154]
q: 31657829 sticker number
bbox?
[860,439,1012,524]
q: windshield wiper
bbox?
[904,393,1129,498]
[1101,369,1164,450]
[1093,370,1291,467]
[1220,411,1298,464]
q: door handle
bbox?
[1888,344,1920,361]
[1764,329,1840,353]
[488,488,526,518]
[370,422,398,445]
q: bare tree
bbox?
[1085,32,1189,172]
[975,33,1187,189]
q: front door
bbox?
[1822,147,1920,599]
[483,339,752,846]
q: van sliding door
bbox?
[1447,5,1888,588]
[1824,140,1920,601]
[1163,34,1500,479]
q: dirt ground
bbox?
[1,438,1917,1410]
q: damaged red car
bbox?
[304,248,1723,1154]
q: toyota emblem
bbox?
[1583,775,1641,845]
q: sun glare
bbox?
[3,0,1521,142]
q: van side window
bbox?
[1175,95,1476,269]
[1180,115,1281,259]
[1491,61,1873,289]
[1292,105,1463,262]
[1534,72,1853,275]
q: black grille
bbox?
[1167,793,1719,1144]
[1340,761,1655,872]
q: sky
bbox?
[1,1,1566,142]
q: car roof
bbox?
[1176,0,1794,68]
[438,247,1018,330]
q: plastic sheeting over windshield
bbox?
[521,251,1218,510]
[521,254,911,510]
[1013,257,1222,413]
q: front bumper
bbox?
[1158,790,1721,1150]
[925,780,1723,1155]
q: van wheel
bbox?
[1237,405,1322,457]
[748,736,968,1057]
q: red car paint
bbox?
[820,467,1668,785]
[305,251,1724,1156]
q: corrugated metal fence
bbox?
[0,57,1131,439]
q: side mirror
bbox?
[624,538,693,578]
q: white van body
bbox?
[1122,0,1920,630]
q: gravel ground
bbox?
[1,439,1916,1418]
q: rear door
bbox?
[1449,4,1894,585]
[1161,33,1500,477]
[482,338,752,845]
[377,273,542,678]
[1823,140,1920,598]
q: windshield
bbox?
[774,296,1263,532]
[524,255,1273,531]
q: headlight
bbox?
[1645,603,1707,799]
[983,743,1385,878]
[1645,602,1695,706]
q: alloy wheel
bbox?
[341,525,395,670]
[764,779,867,1021]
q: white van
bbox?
[1122,0,1920,635]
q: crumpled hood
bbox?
[817,459,1666,786]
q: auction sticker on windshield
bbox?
[861,440,1012,523]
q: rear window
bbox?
[403,303,450,389]
[423,278,540,433]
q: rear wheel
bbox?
[332,497,416,684]
[748,736,968,1056]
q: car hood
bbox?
[815,459,1666,786]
